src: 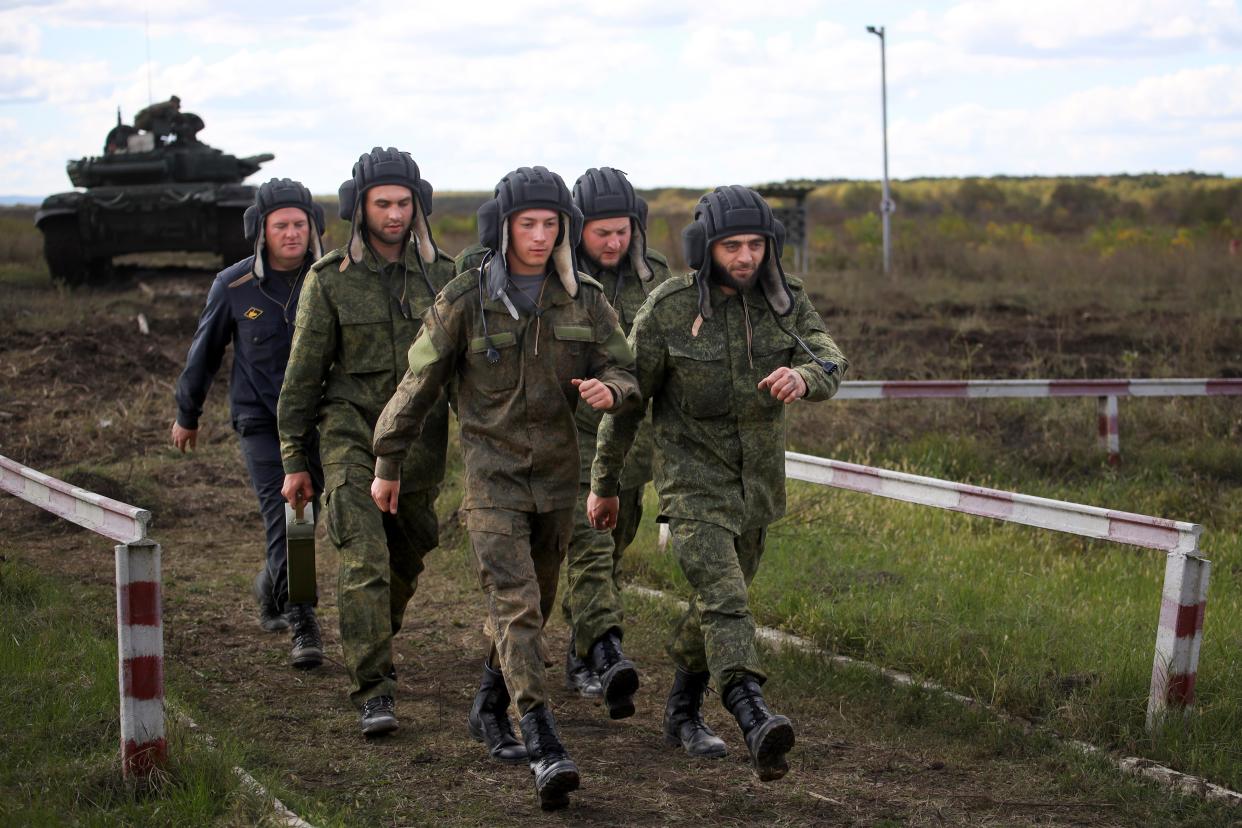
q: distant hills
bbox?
[0,196,42,206]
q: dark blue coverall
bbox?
[174,254,324,610]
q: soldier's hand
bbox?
[758,366,807,404]
[371,477,401,515]
[170,421,198,453]
[587,492,620,531]
[572,378,616,411]
[282,472,314,508]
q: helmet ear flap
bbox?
[243,205,260,242]
[417,179,434,215]
[337,180,357,221]
[477,198,501,249]
[309,202,326,235]
[634,195,649,231]
[682,220,707,270]
[568,203,584,249]
[772,218,787,259]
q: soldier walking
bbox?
[278,148,456,736]
[588,186,848,781]
[171,177,327,669]
[370,166,639,810]
[560,168,671,716]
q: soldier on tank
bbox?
[588,186,848,781]
[133,95,181,136]
[278,148,456,737]
[559,168,672,715]
[371,166,639,810]
[171,177,327,669]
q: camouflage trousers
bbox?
[325,467,439,708]
[667,518,768,691]
[466,506,573,716]
[562,480,644,657]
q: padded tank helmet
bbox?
[242,177,325,279]
[475,166,584,304]
[681,185,793,319]
[336,147,437,268]
[572,167,653,281]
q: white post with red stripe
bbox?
[783,451,1209,728]
[1149,553,1211,728]
[833,378,1242,464]
[116,540,166,775]
[1098,395,1121,465]
[0,454,165,777]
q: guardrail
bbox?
[782,451,1209,729]
[834,378,1242,464]
[0,454,165,777]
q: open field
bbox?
[1,176,1241,824]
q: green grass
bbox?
[0,556,290,825]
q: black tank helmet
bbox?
[242,177,326,280]
[336,147,438,270]
[681,185,794,319]
[572,167,653,282]
[475,166,584,306]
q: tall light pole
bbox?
[866,25,895,274]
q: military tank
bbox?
[35,97,274,285]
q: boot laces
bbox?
[363,695,394,717]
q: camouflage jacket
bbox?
[278,243,455,493]
[592,273,848,533]
[454,242,487,275]
[372,268,640,512]
[574,248,672,489]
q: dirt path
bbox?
[0,270,1206,826]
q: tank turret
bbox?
[34,99,274,284]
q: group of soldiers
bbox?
[172,147,848,811]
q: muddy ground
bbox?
[0,267,1229,826]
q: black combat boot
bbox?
[587,628,638,719]
[663,667,727,758]
[564,631,602,698]
[287,603,323,669]
[360,695,398,737]
[518,706,580,811]
[467,661,528,764]
[722,675,795,781]
[252,568,288,632]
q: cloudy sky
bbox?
[2,0,1241,196]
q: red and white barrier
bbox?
[833,378,1242,465]
[116,540,166,774]
[0,455,150,543]
[780,451,1209,727]
[834,378,1242,400]
[1150,553,1210,728]
[0,454,165,777]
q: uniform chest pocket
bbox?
[338,305,391,375]
[669,339,731,419]
[553,324,592,383]
[467,331,520,392]
[240,321,284,355]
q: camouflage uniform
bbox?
[592,271,847,691]
[372,266,638,714]
[454,242,487,275]
[563,248,671,654]
[278,242,455,707]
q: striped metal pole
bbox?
[116,540,166,776]
[1098,395,1121,465]
[1148,552,1211,729]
